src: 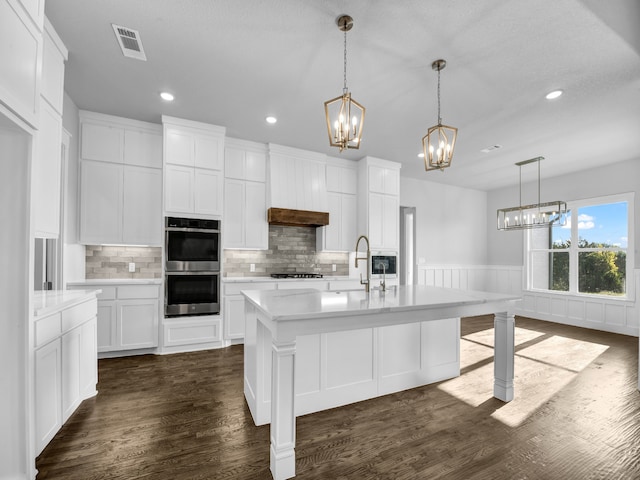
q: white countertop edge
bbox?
[223,276,353,283]
[67,278,162,285]
[33,289,101,317]
[242,287,521,322]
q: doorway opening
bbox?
[399,206,416,285]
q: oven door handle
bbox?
[165,227,220,234]
[165,271,220,275]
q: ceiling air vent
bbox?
[111,24,147,61]
[480,144,503,154]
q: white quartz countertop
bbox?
[67,278,162,285]
[33,289,101,317]
[242,286,521,322]
[223,276,352,283]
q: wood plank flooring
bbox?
[36,316,640,479]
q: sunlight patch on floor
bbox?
[439,328,610,427]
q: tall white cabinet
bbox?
[162,116,225,218]
[223,138,268,249]
[358,156,401,251]
[79,111,163,246]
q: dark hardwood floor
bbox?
[36,316,640,480]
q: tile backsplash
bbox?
[223,225,349,277]
[85,245,162,279]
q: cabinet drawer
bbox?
[117,285,159,299]
[62,299,97,332]
[224,282,276,295]
[35,313,62,348]
[96,286,117,300]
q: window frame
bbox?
[525,192,634,300]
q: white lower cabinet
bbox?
[34,295,98,455]
[35,338,62,453]
[68,283,160,354]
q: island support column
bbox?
[493,311,515,402]
[270,338,297,480]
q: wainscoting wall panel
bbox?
[417,265,639,337]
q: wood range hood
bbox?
[267,208,329,227]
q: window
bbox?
[527,194,633,298]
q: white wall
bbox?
[487,158,640,268]
[400,176,488,266]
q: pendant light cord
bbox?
[343,30,348,94]
[437,67,442,125]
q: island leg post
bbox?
[270,338,297,480]
[493,311,515,402]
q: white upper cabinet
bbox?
[41,19,67,114]
[268,143,327,212]
[318,157,357,252]
[0,0,43,127]
[124,129,163,168]
[33,100,62,238]
[162,115,225,218]
[81,123,123,163]
[223,139,268,249]
[79,111,163,245]
[357,156,401,251]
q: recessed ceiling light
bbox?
[265,116,277,124]
[545,90,563,100]
[160,92,174,101]
[417,152,424,158]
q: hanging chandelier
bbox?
[324,15,365,152]
[497,156,568,230]
[422,59,458,171]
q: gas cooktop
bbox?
[270,273,324,279]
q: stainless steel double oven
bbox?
[164,217,220,317]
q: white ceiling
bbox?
[45,0,640,191]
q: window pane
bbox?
[531,251,569,291]
[551,211,571,248]
[577,202,627,248]
[578,251,626,295]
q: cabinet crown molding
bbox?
[79,110,161,134]
[161,115,226,137]
[268,143,327,164]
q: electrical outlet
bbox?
[332,264,336,272]
[250,263,255,272]
[128,262,135,272]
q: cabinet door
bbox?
[123,166,162,245]
[35,338,62,455]
[369,165,386,194]
[382,194,399,250]
[80,160,123,244]
[118,300,158,349]
[194,168,222,216]
[245,151,266,182]
[79,318,97,397]
[96,301,117,352]
[368,192,384,249]
[61,326,81,422]
[165,164,194,214]
[42,25,66,115]
[164,129,193,166]
[244,181,268,249]
[81,123,123,163]
[323,192,342,251]
[124,130,162,168]
[341,194,357,251]
[224,295,246,340]
[33,100,62,238]
[223,179,245,248]
[224,146,245,180]
[194,135,223,170]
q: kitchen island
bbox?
[242,285,520,480]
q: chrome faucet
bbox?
[379,262,386,292]
[354,235,371,293]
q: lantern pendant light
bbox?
[324,15,365,152]
[422,59,458,171]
